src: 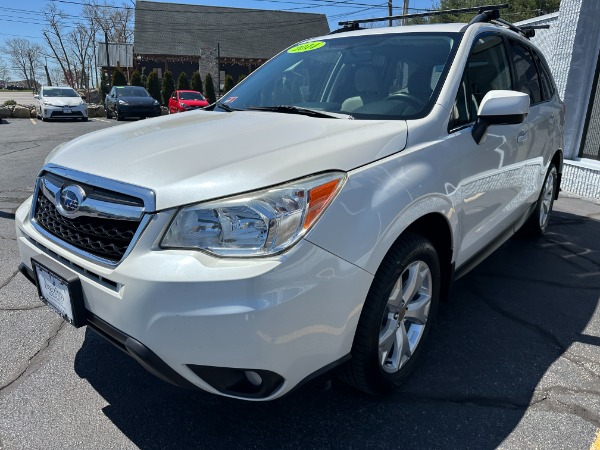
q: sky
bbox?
[0,0,436,78]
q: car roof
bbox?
[321,23,466,40]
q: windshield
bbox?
[219,32,459,120]
[179,91,205,101]
[116,87,150,97]
[42,88,79,98]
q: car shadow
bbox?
[74,209,600,449]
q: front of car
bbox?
[16,26,460,400]
[114,86,161,118]
[37,86,88,121]
[177,90,209,111]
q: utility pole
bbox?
[388,1,393,27]
[44,57,52,86]
[105,31,111,87]
[217,43,221,99]
[402,0,409,25]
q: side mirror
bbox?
[34,94,40,100]
[472,90,530,144]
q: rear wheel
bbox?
[341,233,440,394]
[520,163,557,237]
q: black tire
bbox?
[81,117,88,122]
[519,163,558,238]
[116,110,123,121]
[341,232,440,395]
[105,107,112,119]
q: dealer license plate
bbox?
[34,263,74,322]
[63,107,72,114]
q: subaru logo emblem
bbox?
[57,185,85,217]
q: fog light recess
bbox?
[188,365,284,399]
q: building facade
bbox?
[133,1,329,94]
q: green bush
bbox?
[177,72,190,90]
[3,99,17,106]
[191,71,203,94]
[237,74,246,84]
[161,70,175,106]
[204,73,216,104]
[130,71,143,87]
[146,72,161,103]
[112,68,127,87]
[223,75,235,94]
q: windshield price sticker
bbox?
[287,41,326,53]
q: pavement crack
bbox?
[399,392,528,411]
[0,304,45,311]
[0,319,65,394]
[532,386,600,428]
[546,237,600,271]
[560,353,600,380]
[0,269,19,291]
[468,285,566,352]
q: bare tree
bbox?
[83,0,134,43]
[4,38,42,89]
[69,23,96,89]
[0,58,10,85]
[43,3,75,87]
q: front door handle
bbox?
[517,131,528,144]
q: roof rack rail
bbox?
[337,4,508,27]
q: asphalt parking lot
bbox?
[1,118,599,449]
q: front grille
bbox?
[34,193,139,263]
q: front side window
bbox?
[218,33,459,120]
[450,34,512,130]
[510,40,542,104]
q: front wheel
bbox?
[341,232,440,394]
[519,163,557,237]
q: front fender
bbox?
[306,149,460,275]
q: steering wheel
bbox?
[384,93,426,111]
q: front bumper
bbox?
[16,197,371,400]
[41,104,87,119]
[117,104,161,118]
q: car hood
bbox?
[117,96,157,105]
[180,99,208,106]
[47,110,408,211]
[42,97,84,107]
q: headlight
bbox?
[161,172,346,257]
[180,102,190,109]
[42,101,54,106]
[118,99,128,105]
[153,100,160,106]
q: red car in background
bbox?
[168,90,209,113]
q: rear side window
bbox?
[510,41,542,104]
[450,35,512,130]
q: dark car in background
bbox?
[168,90,209,113]
[105,86,161,120]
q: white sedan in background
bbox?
[35,86,88,121]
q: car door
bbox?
[508,40,555,205]
[449,34,530,267]
[169,92,177,113]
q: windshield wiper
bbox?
[215,102,242,112]
[246,105,352,119]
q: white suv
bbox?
[16,12,564,400]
